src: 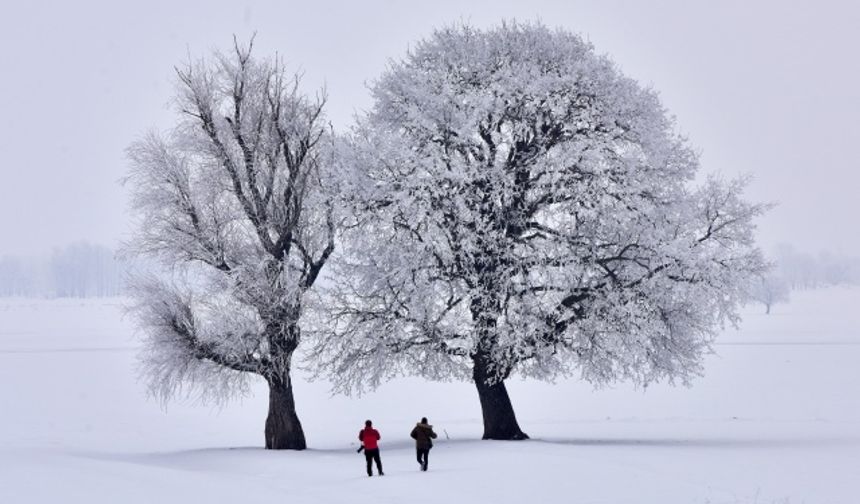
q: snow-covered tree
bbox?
[125,38,336,449]
[750,273,790,314]
[311,22,768,440]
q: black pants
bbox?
[364,448,383,475]
[416,447,430,470]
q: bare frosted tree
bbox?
[311,22,769,440]
[750,273,790,314]
[125,38,335,449]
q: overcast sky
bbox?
[1,0,858,257]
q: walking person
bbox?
[410,417,437,471]
[359,420,383,476]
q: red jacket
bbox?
[359,428,381,450]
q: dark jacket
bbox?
[410,423,437,449]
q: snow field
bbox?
[0,288,858,503]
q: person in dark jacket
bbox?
[410,417,438,471]
[358,420,383,476]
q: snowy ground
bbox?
[1,288,858,503]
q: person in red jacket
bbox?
[358,419,384,476]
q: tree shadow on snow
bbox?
[70,440,421,472]
[70,445,330,474]
[532,436,860,449]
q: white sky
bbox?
[1,0,858,256]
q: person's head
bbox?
[365,419,372,427]
[421,417,428,424]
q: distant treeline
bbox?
[0,243,127,297]
[773,244,860,289]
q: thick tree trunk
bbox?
[469,278,527,440]
[474,379,529,440]
[265,377,307,450]
[472,357,528,440]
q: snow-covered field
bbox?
[1,288,858,503]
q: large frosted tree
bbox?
[312,23,768,440]
[125,39,335,449]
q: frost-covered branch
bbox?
[313,22,769,400]
[128,277,263,403]
[125,38,338,447]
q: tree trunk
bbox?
[469,282,528,440]
[473,357,528,440]
[265,377,307,450]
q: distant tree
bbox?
[312,23,769,440]
[819,251,852,286]
[50,242,125,297]
[0,244,124,299]
[774,244,860,289]
[125,38,336,450]
[750,274,790,314]
[0,256,33,296]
